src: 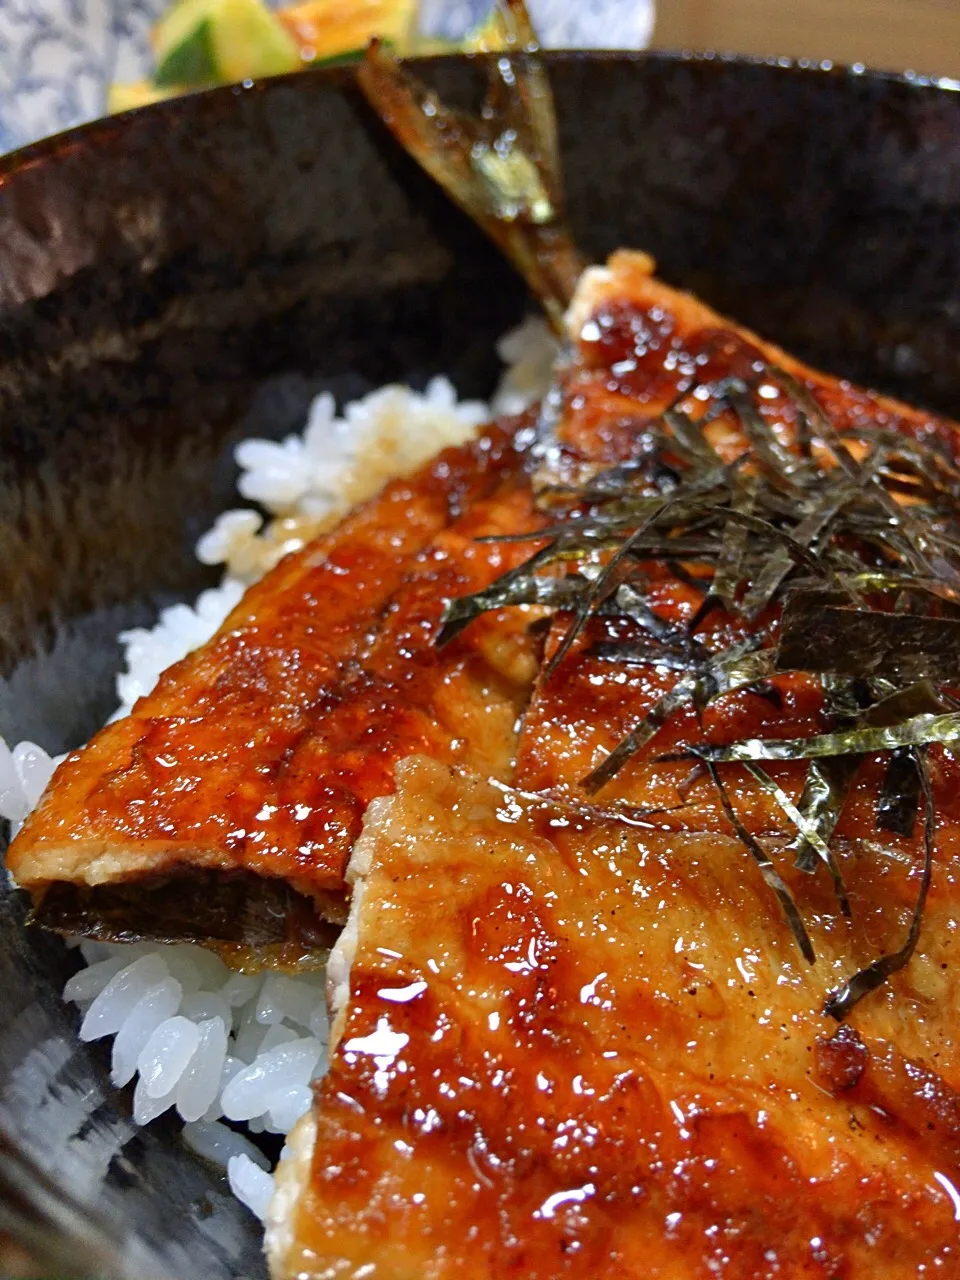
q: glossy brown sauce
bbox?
[518,252,960,847]
[288,757,960,1279]
[8,425,545,913]
[11,247,960,1273]
[14,256,960,932]
[280,255,960,1276]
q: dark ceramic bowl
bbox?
[2,52,960,1279]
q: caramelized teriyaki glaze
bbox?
[7,426,545,919]
[11,247,960,1277]
[274,757,960,1279]
[269,254,960,1276]
[13,252,960,940]
[516,252,960,842]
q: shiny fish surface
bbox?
[516,252,960,841]
[7,425,544,938]
[270,755,960,1279]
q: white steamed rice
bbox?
[0,320,557,1222]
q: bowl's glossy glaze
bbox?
[2,54,960,1278]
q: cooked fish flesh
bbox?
[6,425,545,942]
[266,20,960,1264]
[515,249,960,846]
[268,755,960,1278]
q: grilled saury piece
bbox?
[265,10,960,1272]
[515,249,960,840]
[261,249,960,1275]
[6,425,545,951]
[268,756,960,1278]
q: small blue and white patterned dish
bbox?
[0,0,655,152]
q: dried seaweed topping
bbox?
[823,748,935,1020]
[705,761,816,964]
[366,4,960,1018]
[582,639,767,794]
[435,346,960,1014]
[778,592,960,682]
[741,762,851,917]
[688,710,960,762]
[689,471,757,626]
[788,756,861,875]
[876,747,922,838]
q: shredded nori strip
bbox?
[741,483,858,619]
[705,761,816,964]
[688,471,757,627]
[436,540,571,646]
[823,748,935,1019]
[616,583,700,650]
[590,642,696,672]
[664,405,723,468]
[876,746,922,838]
[728,386,805,483]
[584,638,763,794]
[786,674,870,873]
[543,496,682,679]
[432,324,960,1015]
[778,596,960,683]
[789,757,861,874]
[741,761,851,917]
[688,710,960,762]
[583,669,704,794]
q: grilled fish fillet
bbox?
[13,252,960,944]
[268,755,960,1279]
[6,425,545,939]
[516,252,960,840]
[266,254,960,1275]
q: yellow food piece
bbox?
[462,11,506,53]
[107,81,184,112]
[276,0,417,63]
[108,0,508,115]
[216,0,303,80]
[152,0,301,88]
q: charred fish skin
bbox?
[357,0,585,335]
[271,757,960,1280]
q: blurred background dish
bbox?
[658,0,960,79]
[5,0,960,154]
[0,0,654,151]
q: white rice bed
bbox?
[0,321,558,1224]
